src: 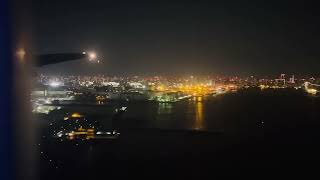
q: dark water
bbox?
[120,88,320,134]
[38,89,320,179]
[120,96,220,131]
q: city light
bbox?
[49,81,62,87]
[71,113,83,118]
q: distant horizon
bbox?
[36,72,320,79]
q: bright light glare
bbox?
[88,52,97,61]
[49,81,61,87]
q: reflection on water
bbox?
[193,96,205,130]
[156,97,205,130]
[157,103,173,114]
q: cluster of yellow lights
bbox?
[174,85,213,96]
[154,83,236,96]
[68,127,95,140]
[259,85,286,90]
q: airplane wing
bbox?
[35,53,88,67]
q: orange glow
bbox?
[87,129,95,133]
[154,82,237,97]
[71,113,83,118]
[172,84,212,96]
[16,48,26,61]
[157,85,165,91]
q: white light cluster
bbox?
[49,81,62,87]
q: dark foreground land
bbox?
[38,89,320,178]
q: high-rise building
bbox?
[289,75,295,84]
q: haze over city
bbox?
[3,0,320,179]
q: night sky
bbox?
[32,0,320,76]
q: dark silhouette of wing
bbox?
[35,53,87,67]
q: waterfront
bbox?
[38,87,320,139]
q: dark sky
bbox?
[32,0,320,76]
